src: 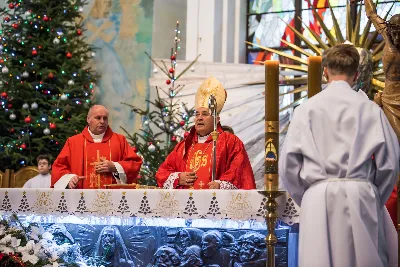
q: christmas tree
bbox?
[122,22,200,186]
[0,0,97,170]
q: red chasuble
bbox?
[156,124,256,189]
[51,127,142,189]
[185,142,213,189]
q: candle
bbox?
[308,56,322,99]
[265,60,280,191]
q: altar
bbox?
[0,188,300,267]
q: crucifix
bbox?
[89,150,105,188]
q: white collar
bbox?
[197,134,210,144]
[88,128,106,142]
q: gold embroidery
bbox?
[190,150,209,172]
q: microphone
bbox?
[208,95,216,115]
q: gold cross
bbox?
[199,181,204,189]
[89,150,105,188]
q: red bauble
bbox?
[170,55,176,60]
[1,92,7,98]
[179,121,185,126]
[4,17,10,23]
[12,23,18,29]
[9,128,15,133]
[66,52,72,59]
[169,68,175,73]
[48,72,54,79]
[24,116,31,123]
[171,136,177,142]
[8,3,14,9]
[43,16,49,22]
[7,104,12,108]
[133,146,138,152]
[76,29,82,35]
[83,84,89,89]
[49,123,56,129]
[20,143,26,149]
[148,142,152,145]
[31,50,38,56]
[184,132,189,138]
[166,79,171,85]
[0,59,4,63]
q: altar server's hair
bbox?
[36,154,51,165]
[325,44,360,77]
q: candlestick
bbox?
[308,56,322,98]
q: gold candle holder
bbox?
[262,60,285,267]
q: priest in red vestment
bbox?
[51,105,142,189]
[156,77,256,190]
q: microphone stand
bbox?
[209,95,218,182]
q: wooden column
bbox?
[308,56,322,98]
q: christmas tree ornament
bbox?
[133,146,138,153]
[49,123,56,129]
[9,113,16,120]
[148,144,156,152]
[0,45,3,50]
[179,120,185,126]
[22,103,29,109]
[48,72,54,79]
[1,67,8,74]
[12,23,18,29]
[144,120,149,125]
[8,3,15,9]
[170,55,176,60]
[78,7,84,12]
[60,93,68,100]
[184,132,189,138]
[7,104,12,108]
[20,143,26,149]
[9,128,15,133]
[43,128,50,135]
[76,29,82,35]
[53,38,60,44]
[191,66,195,72]
[31,49,38,56]
[166,79,171,85]
[66,52,72,58]
[1,92,7,98]
[43,16,49,22]
[171,136,177,142]
[169,68,175,73]
[31,102,38,109]
[24,116,31,123]
[22,71,29,78]
[152,68,158,73]
[4,17,10,23]
[68,80,74,86]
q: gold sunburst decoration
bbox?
[246,0,394,100]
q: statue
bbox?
[173,228,204,256]
[201,230,231,267]
[92,226,135,267]
[362,0,400,141]
[180,245,203,267]
[151,246,180,267]
[47,224,75,245]
[230,232,267,267]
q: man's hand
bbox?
[68,176,85,189]
[95,158,117,173]
[179,172,197,186]
[208,181,220,189]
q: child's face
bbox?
[38,159,50,175]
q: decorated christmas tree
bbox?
[0,0,97,170]
[122,22,200,186]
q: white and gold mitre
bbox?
[195,77,227,114]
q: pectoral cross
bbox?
[89,150,106,188]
